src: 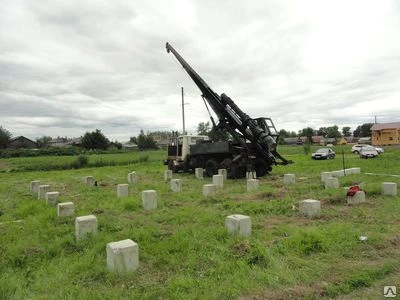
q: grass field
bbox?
[0,145,399,299]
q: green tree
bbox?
[197,122,211,135]
[197,121,230,142]
[81,129,109,150]
[342,126,351,137]
[298,127,315,144]
[0,125,12,149]
[136,130,157,151]
[317,127,328,137]
[326,125,341,138]
[208,126,230,142]
[129,136,138,144]
[36,136,53,148]
[353,123,373,137]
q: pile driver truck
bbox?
[164,42,292,178]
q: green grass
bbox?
[0,145,399,299]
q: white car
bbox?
[359,146,378,159]
[351,144,384,154]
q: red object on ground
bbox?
[347,186,364,197]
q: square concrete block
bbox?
[247,179,259,192]
[218,169,227,180]
[246,171,257,179]
[83,176,95,186]
[38,185,50,199]
[203,184,217,197]
[30,180,41,193]
[57,202,74,217]
[225,214,251,237]
[299,199,321,218]
[213,174,224,188]
[46,191,60,205]
[170,179,182,192]
[164,170,173,181]
[347,191,366,205]
[195,168,204,179]
[332,170,345,177]
[382,182,397,196]
[283,174,296,185]
[106,239,139,273]
[117,184,129,197]
[142,190,157,210]
[127,172,138,184]
[325,177,339,189]
[75,215,97,240]
[321,172,333,183]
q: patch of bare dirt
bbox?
[233,241,250,257]
[0,161,10,169]
[233,191,284,202]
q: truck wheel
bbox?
[168,160,178,173]
[254,159,268,177]
[205,159,217,177]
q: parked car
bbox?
[359,146,379,159]
[351,144,384,154]
[311,148,335,160]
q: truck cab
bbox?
[164,135,209,172]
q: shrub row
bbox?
[2,155,149,172]
[0,147,137,158]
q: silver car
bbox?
[312,148,336,160]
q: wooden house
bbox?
[371,122,400,145]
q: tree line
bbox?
[0,122,374,150]
[0,126,160,151]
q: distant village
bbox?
[3,121,400,150]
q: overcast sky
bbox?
[1,0,399,142]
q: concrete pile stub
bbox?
[106,239,139,273]
[75,215,97,240]
[141,190,157,210]
[30,181,41,193]
[83,176,95,186]
[325,177,339,189]
[246,171,257,179]
[225,214,252,237]
[247,179,259,192]
[321,172,333,183]
[218,169,227,181]
[117,184,129,198]
[46,191,60,205]
[203,184,217,197]
[127,172,138,184]
[38,185,50,199]
[195,168,204,179]
[321,168,361,183]
[382,182,397,196]
[170,179,182,192]
[346,167,361,175]
[347,191,366,205]
[213,174,224,189]
[283,174,296,185]
[57,202,74,217]
[164,170,173,182]
[299,199,321,218]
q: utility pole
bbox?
[181,87,186,135]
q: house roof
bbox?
[371,122,400,131]
[9,136,37,144]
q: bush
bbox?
[71,155,88,169]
